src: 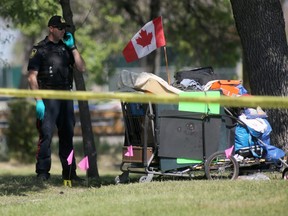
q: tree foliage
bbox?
[1,0,240,86]
[164,0,240,68]
[79,0,240,79]
[0,0,59,28]
[4,99,38,163]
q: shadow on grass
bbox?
[0,174,49,196]
[0,174,117,196]
[0,174,69,196]
[0,172,207,196]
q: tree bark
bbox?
[230,0,288,151]
[59,0,100,182]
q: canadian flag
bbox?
[122,16,166,63]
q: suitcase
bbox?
[174,66,218,85]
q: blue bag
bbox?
[235,124,262,157]
[129,103,145,116]
[258,139,285,162]
[261,119,272,145]
[235,125,256,151]
[236,84,248,95]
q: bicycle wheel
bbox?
[282,168,288,180]
[205,151,239,180]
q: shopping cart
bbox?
[115,68,287,183]
[115,97,239,183]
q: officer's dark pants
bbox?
[36,99,76,179]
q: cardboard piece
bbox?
[134,72,182,95]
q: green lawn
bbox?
[0,156,287,216]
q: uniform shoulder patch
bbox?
[29,48,37,59]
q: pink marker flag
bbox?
[124,145,134,157]
[122,16,166,63]
[78,156,89,171]
[225,145,234,158]
[67,150,74,165]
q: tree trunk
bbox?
[230,0,288,151]
[59,0,100,183]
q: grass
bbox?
[1,154,288,216]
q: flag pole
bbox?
[163,46,171,84]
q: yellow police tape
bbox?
[0,88,288,109]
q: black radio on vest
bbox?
[28,37,74,90]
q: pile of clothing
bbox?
[202,81,285,162]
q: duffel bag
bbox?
[174,66,218,85]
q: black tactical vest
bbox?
[34,39,74,90]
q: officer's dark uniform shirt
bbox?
[28,37,75,90]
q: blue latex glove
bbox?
[63,32,76,50]
[36,100,45,120]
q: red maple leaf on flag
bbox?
[136,29,153,48]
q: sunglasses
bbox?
[53,26,65,31]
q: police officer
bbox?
[27,15,86,181]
